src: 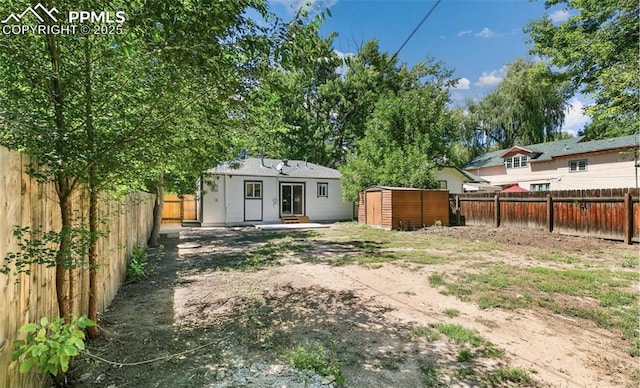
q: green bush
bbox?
[126,244,151,282]
[289,342,344,385]
[12,316,95,376]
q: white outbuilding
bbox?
[199,157,354,226]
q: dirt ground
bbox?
[71,224,639,387]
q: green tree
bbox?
[242,17,342,165]
[460,58,569,152]
[525,0,639,138]
[0,0,272,328]
[340,82,457,202]
[245,36,456,169]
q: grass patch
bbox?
[443,308,460,318]
[534,250,581,264]
[457,348,473,362]
[409,326,441,341]
[435,323,504,358]
[477,293,532,310]
[440,262,639,352]
[436,323,484,347]
[420,362,442,387]
[288,342,344,385]
[402,252,450,265]
[621,254,638,268]
[485,367,532,385]
[428,273,445,287]
[353,253,396,265]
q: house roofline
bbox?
[547,144,638,160]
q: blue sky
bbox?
[268,0,591,135]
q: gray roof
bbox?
[440,166,487,183]
[207,157,341,179]
[464,134,638,169]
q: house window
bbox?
[505,155,528,169]
[317,182,328,197]
[531,183,550,192]
[569,159,587,172]
[438,180,447,189]
[245,181,262,198]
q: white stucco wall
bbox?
[201,175,226,225]
[465,150,637,191]
[201,174,353,226]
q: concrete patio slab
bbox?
[255,223,331,231]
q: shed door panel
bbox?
[365,191,382,226]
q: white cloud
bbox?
[452,77,471,90]
[334,49,355,76]
[474,67,506,87]
[562,98,591,135]
[475,27,493,38]
[549,9,570,23]
[457,30,472,37]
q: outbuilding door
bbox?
[280,183,304,216]
[244,181,263,221]
[365,191,382,226]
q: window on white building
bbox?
[245,181,262,198]
[438,180,447,189]
[317,182,328,197]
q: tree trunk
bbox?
[87,189,100,338]
[56,185,73,322]
[84,36,101,338]
[148,172,164,247]
[46,16,73,323]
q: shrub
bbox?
[289,342,344,385]
[12,316,95,377]
[126,244,151,282]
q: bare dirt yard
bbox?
[72,223,639,387]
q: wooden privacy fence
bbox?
[0,147,155,388]
[452,188,639,244]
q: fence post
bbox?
[624,192,633,244]
[455,195,461,226]
[546,194,554,233]
[494,195,500,228]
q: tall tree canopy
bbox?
[525,0,639,138]
[244,36,457,170]
[339,62,458,201]
[0,0,273,322]
[458,58,569,160]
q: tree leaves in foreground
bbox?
[0,0,273,324]
[525,0,639,138]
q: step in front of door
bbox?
[281,216,310,224]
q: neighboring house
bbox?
[435,166,489,194]
[199,157,353,226]
[463,134,639,191]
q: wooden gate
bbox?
[365,191,382,226]
[162,194,182,224]
[182,195,197,221]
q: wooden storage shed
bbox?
[358,187,450,229]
